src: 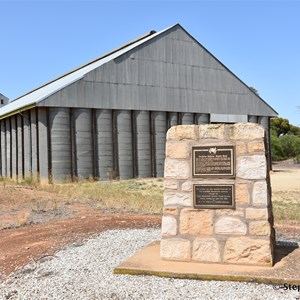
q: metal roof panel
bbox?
[0,25,175,118]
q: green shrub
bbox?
[294,154,300,164]
[271,133,300,161]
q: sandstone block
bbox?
[193,238,220,262]
[166,141,189,159]
[215,208,244,217]
[160,239,191,261]
[164,180,178,190]
[163,207,179,215]
[161,216,177,236]
[248,140,265,153]
[164,159,189,179]
[215,216,247,235]
[181,181,192,192]
[228,123,265,141]
[246,208,269,220]
[198,124,225,139]
[224,237,272,266]
[236,141,247,154]
[235,184,250,205]
[252,181,268,207]
[167,125,198,141]
[164,192,192,207]
[236,155,266,179]
[180,209,213,235]
[249,221,271,236]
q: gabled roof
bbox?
[0,25,173,119]
[0,24,277,119]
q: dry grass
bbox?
[272,191,300,225]
[1,171,299,222]
[271,169,300,225]
[37,178,164,214]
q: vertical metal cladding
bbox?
[23,111,31,177]
[0,120,6,177]
[168,112,178,128]
[5,118,11,178]
[37,108,49,182]
[135,110,151,178]
[258,116,271,169]
[248,115,258,123]
[95,109,114,180]
[152,111,167,177]
[49,108,72,181]
[74,108,94,179]
[11,116,17,179]
[30,109,38,177]
[258,116,269,135]
[17,115,23,179]
[116,110,133,179]
[196,113,210,124]
[181,113,194,125]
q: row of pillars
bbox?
[0,107,269,182]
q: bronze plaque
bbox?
[192,146,235,178]
[193,184,235,209]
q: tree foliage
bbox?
[271,117,290,137]
[249,86,259,95]
[271,117,300,161]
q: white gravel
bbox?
[0,228,299,300]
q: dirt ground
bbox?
[0,209,161,280]
[0,160,299,281]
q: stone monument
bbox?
[161,123,275,266]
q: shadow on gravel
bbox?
[274,241,299,264]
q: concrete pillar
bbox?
[152,111,167,177]
[74,108,93,179]
[37,108,49,183]
[11,116,17,179]
[49,108,72,181]
[181,113,194,125]
[135,111,151,178]
[17,115,23,180]
[248,115,258,123]
[0,120,6,177]
[30,109,38,178]
[23,111,31,178]
[196,113,209,124]
[116,110,133,180]
[168,112,178,128]
[5,118,11,178]
[95,109,114,180]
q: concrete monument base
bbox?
[114,241,300,285]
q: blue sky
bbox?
[1,0,299,125]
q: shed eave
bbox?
[0,103,36,120]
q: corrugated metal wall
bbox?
[95,109,114,180]
[49,108,72,181]
[41,26,276,118]
[0,26,275,182]
[0,107,270,182]
[135,110,151,178]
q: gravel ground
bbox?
[0,229,299,300]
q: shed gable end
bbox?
[41,25,276,117]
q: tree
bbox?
[270,117,300,161]
[249,86,259,95]
[271,117,290,137]
[289,124,300,136]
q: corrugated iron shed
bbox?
[0,24,277,182]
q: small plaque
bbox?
[193,184,235,209]
[192,146,235,178]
